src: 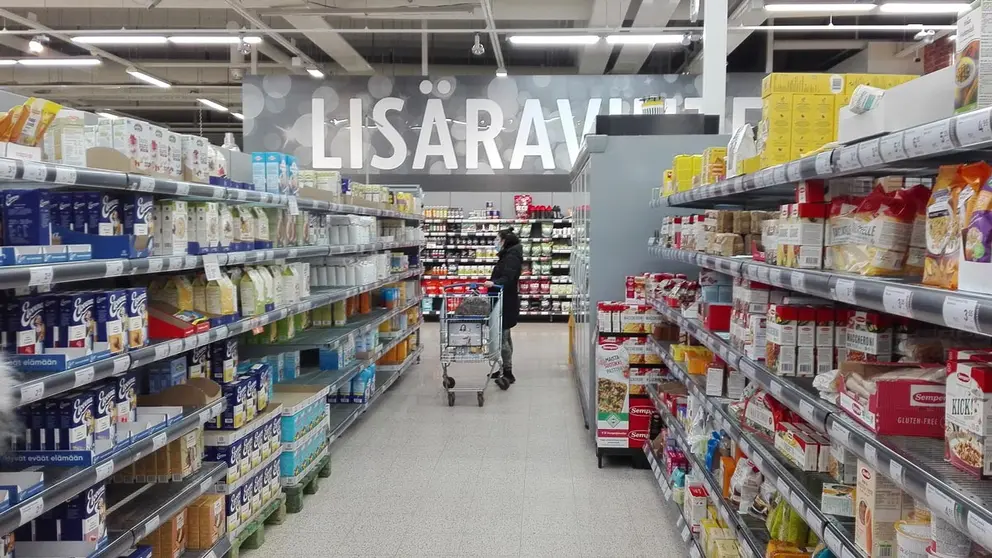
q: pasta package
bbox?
[837,187,916,276]
[923,163,991,289]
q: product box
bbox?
[955,2,990,114]
[94,289,127,355]
[838,361,945,437]
[686,485,709,532]
[125,287,148,350]
[822,483,855,518]
[122,194,154,238]
[187,494,225,550]
[165,131,182,180]
[182,135,209,183]
[116,373,138,424]
[3,189,51,246]
[264,153,281,194]
[774,422,822,471]
[762,73,845,97]
[109,118,150,173]
[210,339,238,384]
[58,392,94,451]
[189,202,220,255]
[53,292,95,357]
[855,461,901,558]
[35,482,106,543]
[946,360,992,478]
[155,200,188,256]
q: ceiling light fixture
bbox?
[169,35,263,45]
[0,60,17,66]
[197,98,229,113]
[765,2,876,11]
[878,2,969,13]
[232,112,245,121]
[96,112,118,119]
[306,67,325,79]
[17,57,102,66]
[495,68,508,77]
[507,35,601,46]
[73,35,168,45]
[126,67,171,88]
[28,36,45,53]
[605,34,685,45]
[737,23,955,31]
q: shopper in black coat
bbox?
[485,228,522,384]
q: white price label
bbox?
[199,409,211,423]
[690,545,701,558]
[168,256,183,270]
[882,286,914,318]
[768,268,783,286]
[175,183,190,196]
[903,126,927,157]
[786,162,802,182]
[926,483,957,521]
[204,551,217,558]
[806,508,824,536]
[200,478,213,493]
[664,485,672,500]
[858,140,883,168]
[168,339,183,355]
[790,492,805,515]
[824,529,842,556]
[751,452,764,470]
[145,515,161,536]
[202,254,222,282]
[288,197,300,216]
[152,432,168,451]
[113,356,130,375]
[147,258,164,274]
[263,193,274,204]
[137,176,155,192]
[22,162,46,182]
[957,108,992,147]
[235,189,248,201]
[773,165,787,184]
[288,248,299,259]
[0,159,16,180]
[20,498,44,523]
[880,131,908,162]
[740,439,751,455]
[799,400,817,423]
[833,278,857,305]
[95,459,114,482]
[944,296,981,333]
[20,382,44,404]
[228,252,245,265]
[211,187,226,200]
[154,343,170,360]
[776,476,791,499]
[182,336,196,352]
[770,380,784,398]
[967,513,992,551]
[890,460,905,486]
[104,260,125,278]
[831,421,851,445]
[29,266,53,287]
[74,366,95,388]
[184,255,197,268]
[921,119,956,154]
[265,250,275,261]
[54,166,77,185]
[865,443,879,468]
[836,145,861,172]
[681,527,691,542]
[789,272,805,293]
[814,151,834,175]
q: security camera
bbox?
[914,55,922,63]
[471,33,485,56]
[914,29,936,43]
[238,41,252,55]
[681,32,693,46]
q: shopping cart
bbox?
[439,283,506,407]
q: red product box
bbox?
[628,394,654,448]
[837,361,945,437]
[797,180,826,203]
[947,348,992,362]
[815,308,835,348]
[702,303,732,332]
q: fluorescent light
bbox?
[126,68,171,89]
[0,60,16,66]
[508,35,600,46]
[96,112,118,119]
[169,35,262,45]
[197,98,229,112]
[744,23,955,31]
[18,57,101,66]
[73,35,168,45]
[765,2,876,11]
[605,34,684,45]
[950,34,957,41]
[495,68,508,77]
[28,38,44,53]
[306,67,324,79]
[878,2,969,13]
[232,112,245,121]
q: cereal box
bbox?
[125,287,148,349]
[15,296,47,355]
[2,189,51,246]
[946,360,992,477]
[54,292,95,355]
[94,289,127,355]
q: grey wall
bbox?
[423,191,575,216]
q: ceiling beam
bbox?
[281,15,374,74]
[611,0,682,74]
[578,0,632,74]
[479,0,506,71]
[686,1,766,73]
[774,39,869,50]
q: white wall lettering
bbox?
[465,99,504,170]
[370,97,407,171]
[311,98,343,169]
[510,98,554,171]
[412,99,457,170]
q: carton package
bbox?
[45,110,87,167]
[182,135,209,184]
[955,2,990,114]
[838,361,945,437]
[155,200,188,256]
[855,461,901,558]
[165,131,182,180]
[109,118,151,173]
[946,360,992,478]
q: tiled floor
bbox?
[251,323,685,557]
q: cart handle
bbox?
[442,282,502,292]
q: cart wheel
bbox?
[495,377,510,390]
[447,392,456,407]
[443,377,456,389]
[477,392,485,407]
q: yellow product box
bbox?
[662,169,674,196]
[844,73,886,93]
[791,137,830,160]
[761,94,794,131]
[884,74,918,89]
[712,539,740,558]
[760,145,791,169]
[702,147,727,185]
[792,117,835,142]
[741,156,761,175]
[691,154,702,174]
[762,72,844,97]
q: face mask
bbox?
[494,239,503,251]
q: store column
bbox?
[702,0,728,131]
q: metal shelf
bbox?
[0,157,422,220]
[655,343,862,558]
[0,241,421,292]
[655,105,992,208]
[642,445,707,558]
[0,397,225,536]
[100,462,227,558]
[13,267,424,407]
[423,217,571,223]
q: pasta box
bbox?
[838,361,945,437]
[946,360,992,478]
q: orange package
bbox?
[923,163,992,289]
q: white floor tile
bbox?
[245,323,686,558]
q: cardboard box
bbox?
[762,73,845,97]
[946,360,992,478]
[855,461,901,558]
[955,3,988,114]
[838,361,945,437]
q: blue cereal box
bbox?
[225,488,241,532]
[205,440,240,484]
[44,399,60,450]
[239,480,251,522]
[59,392,94,451]
[54,292,94,355]
[210,379,247,430]
[125,287,147,349]
[43,295,59,352]
[71,193,91,233]
[122,194,153,237]
[84,192,101,235]
[251,152,266,191]
[94,289,127,355]
[95,193,122,237]
[90,383,117,444]
[2,189,51,246]
[188,344,208,379]
[36,482,106,543]
[50,192,74,230]
[115,373,137,424]
[210,339,238,384]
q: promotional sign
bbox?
[241,74,763,177]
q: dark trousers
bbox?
[501,328,513,373]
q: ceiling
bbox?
[0,0,960,139]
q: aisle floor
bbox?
[250,323,685,557]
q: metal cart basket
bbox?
[439,283,506,406]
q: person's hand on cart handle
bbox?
[483,281,494,288]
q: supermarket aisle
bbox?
[251,323,684,557]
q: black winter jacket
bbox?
[490,238,522,329]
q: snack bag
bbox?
[964,172,992,262]
[8,98,62,147]
[840,187,915,276]
[924,163,991,289]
